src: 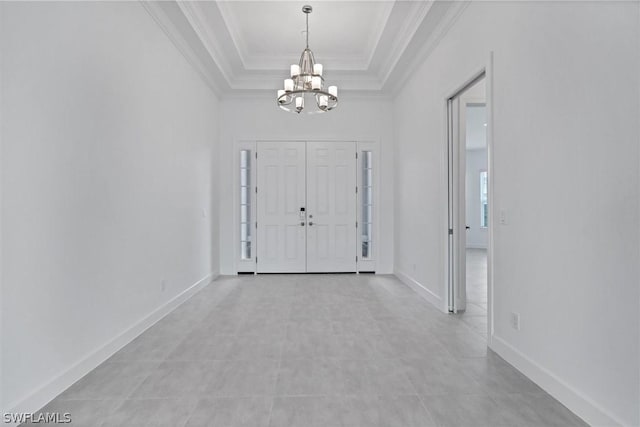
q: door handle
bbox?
[300,222,305,226]
[466,226,470,230]
[308,221,314,226]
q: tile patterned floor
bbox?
[459,249,489,338]
[26,274,588,426]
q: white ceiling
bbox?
[147,1,469,94]
[216,1,395,70]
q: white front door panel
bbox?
[256,141,356,273]
[256,142,306,273]
[306,141,357,272]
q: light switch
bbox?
[499,209,507,225]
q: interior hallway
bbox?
[30,274,588,427]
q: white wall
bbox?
[466,149,488,249]
[393,2,639,426]
[218,95,394,274]
[0,1,220,413]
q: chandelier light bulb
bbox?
[313,64,323,76]
[295,96,304,113]
[284,79,294,92]
[328,86,338,98]
[290,64,300,77]
[277,90,286,104]
[311,76,321,90]
[318,95,328,110]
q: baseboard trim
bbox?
[7,272,217,416]
[490,335,625,427]
[394,270,446,313]
[466,244,488,250]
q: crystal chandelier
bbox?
[277,5,338,114]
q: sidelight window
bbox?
[240,150,252,259]
[361,150,373,259]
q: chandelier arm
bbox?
[278,89,336,100]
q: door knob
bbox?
[300,222,305,226]
[309,222,314,226]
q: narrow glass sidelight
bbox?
[361,150,373,259]
[240,150,252,260]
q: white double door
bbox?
[257,141,357,273]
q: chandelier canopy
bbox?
[277,5,338,114]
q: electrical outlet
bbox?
[510,312,520,330]
[161,279,167,292]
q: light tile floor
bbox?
[460,249,489,337]
[26,274,588,426]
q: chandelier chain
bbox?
[306,12,309,49]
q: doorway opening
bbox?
[447,73,489,339]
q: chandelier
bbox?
[277,5,338,114]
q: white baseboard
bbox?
[490,335,625,427]
[466,244,488,249]
[394,270,446,313]
[7,272,217,417]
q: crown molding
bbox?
[232,70,384,92]
[241,54,371,72]
[217,0,396,73]
[383,0,471,95]
[177,0,235,88]
[141,0,471,97]
[215,0,250,70]
[362,1,396,70]
[221,89,392,102]
[377,0,435,85]
[140,1,222,96]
